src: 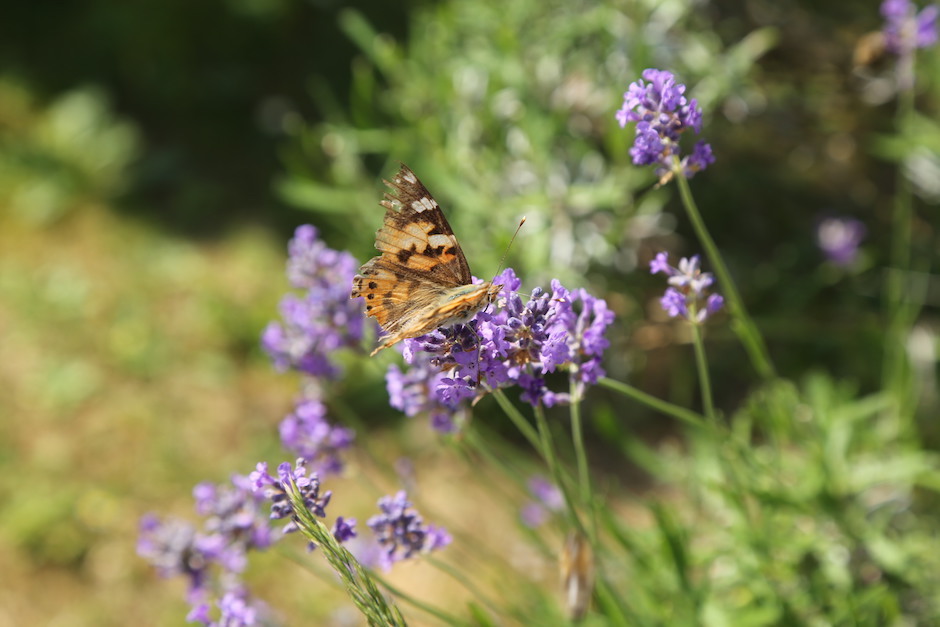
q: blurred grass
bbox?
[0,197,298,623]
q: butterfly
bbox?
[350,164,502,355]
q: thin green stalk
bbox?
[285,485,406,626]
[368,573,462,626]
[597,377,713,431]
[673,170,776,380]
[491,387,542,451]
[690,323,716,422]
[491,389,582,529]
[568,379,592,516]
[883,76,917,428]
[531,402,588,537]
[425,556,506,620]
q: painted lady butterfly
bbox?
[351,164,502,355]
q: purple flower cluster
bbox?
[615,68,715,179]
[262,225,364,378]
[137,475,274,624]
[186,588,266,626]
[386,269,614,426]
[262,225,363,475]
[520,475,565,528]
[882,0,939,54]
[249,459,333,536]
[367,491,452,570]
[386,359,469,433]
[817,217,866,267]
[279,396,355,475]
[650,252,724,323]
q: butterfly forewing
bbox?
[350,164,498,354]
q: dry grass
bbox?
[0,204,572,625]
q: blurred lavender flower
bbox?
[138,474,275,621]
[521,475,564,528]
[249,459,332,536]
[386,358,467,433]
[367,491,452,570]
[387,268,614,419]
[262,225,364,378]
[332,516,358,543]
[882,0,939,54]
[188,587,268,627]
[279,396,355,475]
[616,69,715,180]
[817,217,866,266]
[137,515,211,598]
[650,252,724,323]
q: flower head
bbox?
[278,396,355,475]
[332,516,358,543]
[817,217,866,267]
[249,459,332,535]
[138,474,277,620]
[187,587,269,627]
[616,69,715,179]
[386,268,614,418]
[262,225,364,378]
[520,475,565,528]
[367,491,451,569]
[882,0,939,54]
[650,252,723,323]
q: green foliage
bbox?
[601,374,940,624]
[0,80,139,224]
[279,0,775,289]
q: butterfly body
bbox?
[351,164,501,355]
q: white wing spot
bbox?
[427,234,452,248]
[402,171,418,184]
[411,196,437,212]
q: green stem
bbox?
[597,377,712,431]
[532,402,588,537]
[883,76,917,428]
[491,390,582,531]
[569,379,592,512]
[426,556,506,621]
[285,486,406,626]
[690,323,716,422]
[569,378,598,544]
[674,171,776,380]
[370,573,462,626]
[491,388,542,451]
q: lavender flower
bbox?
[367,491,452,569]
[882,0,939,54]
[137,515,211,597]
[521,476,565,528]
[387,268,614,417]
[616,69,715,179]
[188,587,268,627]
[262,225,364,378]
[650,252,724,323]
[249,459,332,535]
[386,358,467,433]
[279,396,355,475]
[817,217,866,266]
[138,474,276,621]
[332,516,358,543]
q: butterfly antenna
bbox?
[491,216,526,281]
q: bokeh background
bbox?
[2,0,939,624]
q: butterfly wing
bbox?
[351,164,479,352]
[374,164,473,286]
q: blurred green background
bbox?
[2,0,939,624]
